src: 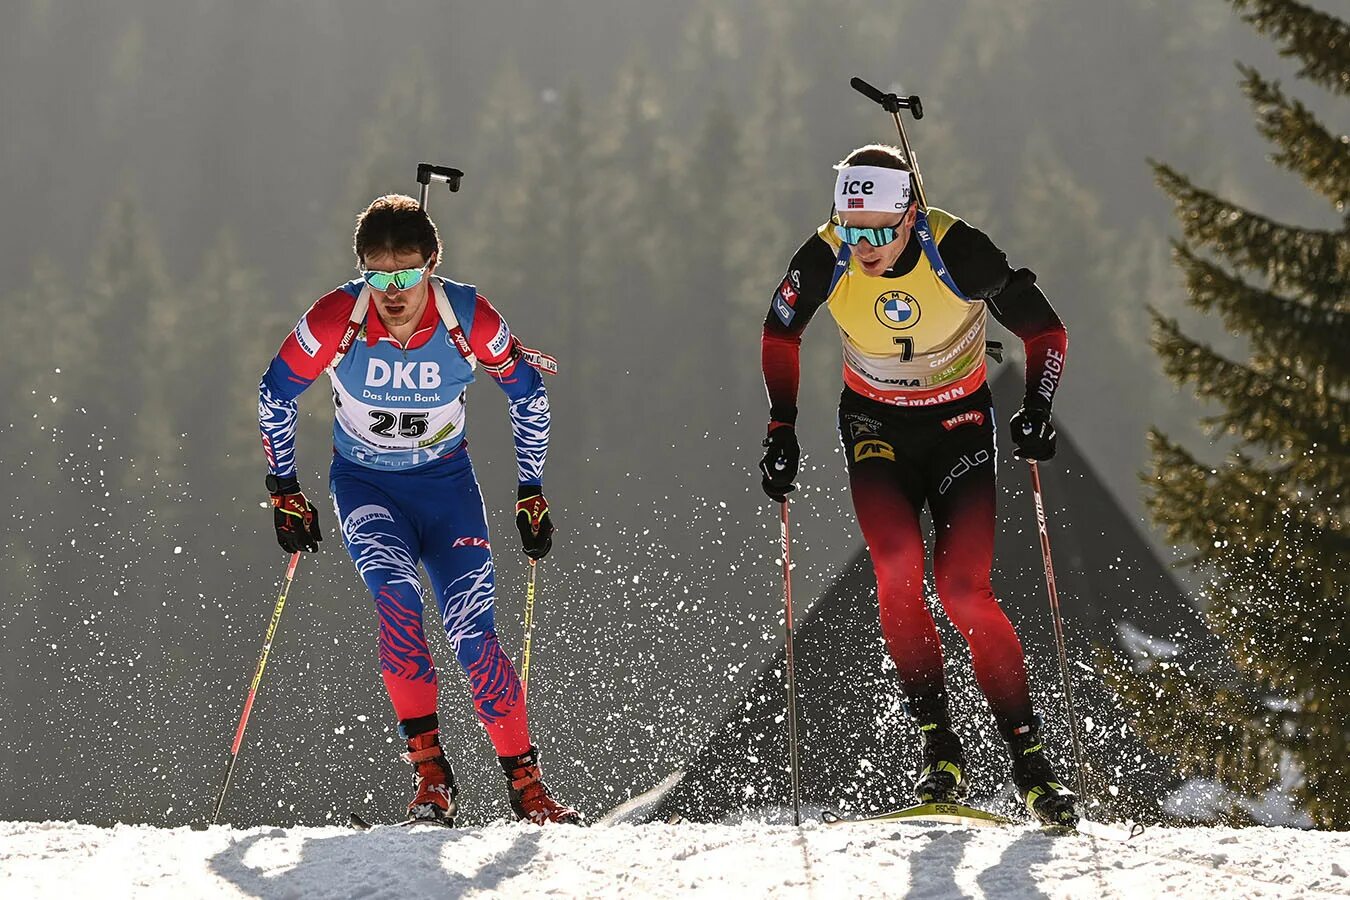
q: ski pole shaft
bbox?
[780,501,802,826]
[1027,462,1088,800]
[520,559,538,699]
[211,551,301,825]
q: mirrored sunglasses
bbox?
[834,222,905,247]
[362,262,429,292]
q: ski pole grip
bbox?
[850,76,888,104]
[850,77,924,119]
[416,163,464,192]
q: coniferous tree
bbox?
[586,58,681,449]
[456,60,544,303]
[1106,0,1349,828]
[175,230,276,491]
[309,49,448,290]
[81,186,176,491]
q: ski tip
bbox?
[1072,817,1146,841]
[820,809,844,824]
[348,812,374,831]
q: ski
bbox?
[1068,817,1145,842]
[348,811,455,831]
[822,802,1016,828]
[822,803,1144,842]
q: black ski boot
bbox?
[1008,724,1077,826]
[913,725,968,803]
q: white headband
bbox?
[833,165,912,213]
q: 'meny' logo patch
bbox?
[941,410,986,431]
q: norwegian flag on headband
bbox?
[833,165,912,213]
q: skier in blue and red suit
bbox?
[758,144,1076,825]
[259,193,579,825]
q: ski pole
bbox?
[520,559,538,699]
[779,500,802,826]
[850,76,929,212]
[1027,461,1089,800]
[211,551,301,825]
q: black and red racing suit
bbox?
[761,209,1068,739]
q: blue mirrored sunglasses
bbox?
[362,262,429,292]
[834,222,904,247]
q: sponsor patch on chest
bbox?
[366,359,443,390]
[874,290,921,330]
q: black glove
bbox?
[267,474,323,553]
[515,486,554,560]
[759,423,800,502]
[1009,407,1057,461]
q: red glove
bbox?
[267,474,322,553]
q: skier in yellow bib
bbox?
[759,144,1075,825]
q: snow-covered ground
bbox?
[3,819,1348,899]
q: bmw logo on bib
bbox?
[875,290,920,330]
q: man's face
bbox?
[364,249,434,331]
[839,204,918,276]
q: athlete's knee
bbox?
[456,631,522,723]
[935,578,1015,644]
[376,586,435,681]
[439,553,497,638]
[934,565,995,611]
[870,543,925,601]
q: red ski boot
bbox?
[403,731,458,823]
[498,746,583,825]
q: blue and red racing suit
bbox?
[259,275,548,753]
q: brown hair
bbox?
[353,194,442,266]
[838,143,912,171]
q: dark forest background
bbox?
[0,0,1342,828]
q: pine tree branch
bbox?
[1170,245,1350,388]
[1102,656,1283,800]
[1239,64,1350,211]
[1145,429,1350,596]
[1231,0,1350,96]
[1152,163,1348,300]
[1144,432,1347,700]
[1201,553,1343,690]
[1107,647,1350,827]
[1149,312,1350,489]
